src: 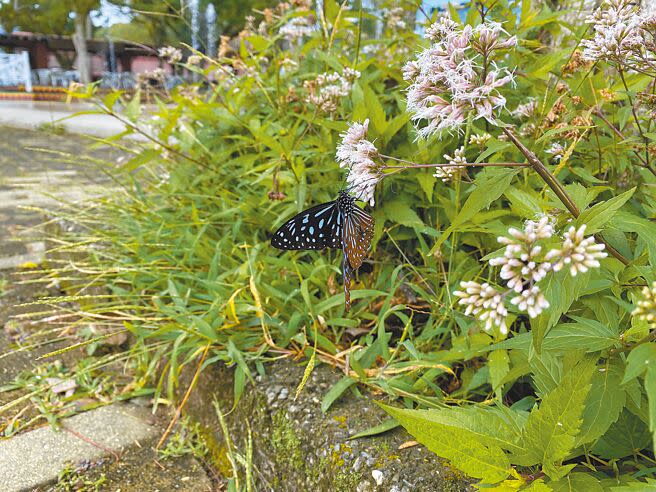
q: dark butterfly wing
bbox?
[342,206,375,270]
[271,201,342,250]
[342,256,352,311]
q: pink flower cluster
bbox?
[335,120,382,206]
[403,19,517,138]
[581,0,656,68]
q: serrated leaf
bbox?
[611,478,656,491]
[504,188,543,218]
[514,359,595,476]
[416,172,435,203]
[622,343,656,384]
[549,473,605,492]
[577,361,626,445]
[124,89,142,122]
[544,317,620,353]
[531,271,590,352]
[576,188,635,234]
[530,349,563,397]
[592,409,651,459]
[611,212,656,263]
[379,404,513,483]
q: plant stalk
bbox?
[502,128,630,266]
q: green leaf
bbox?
[575,188,635,234]
[529,349,564,396]
[321,376,356,413]
[611,478,656,491]
[622,343,656,384]
[550,473,605,492]
[504,188,543,218]
[577,361,626,445]
[611,212,656,263]
[513,359,595,477]
[124,89,142,122]
[383,199,424,227]
[382,113,410,144]
[544,317,620,353]
[416,171,435,203]
[349,418,399,440]
[645,366,656,453]
[489,350,510,396]
[379,404,513,483]
[430,168,518,255]
[363,84,386,133]
[531,271,590,352]
[592,409,651,459]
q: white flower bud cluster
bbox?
[454,281,508,334]
[633,282,656,326]
[304,69,360,113]
[545,224,608,276]
[469,133,491,146]
[490,216,553,295]
[434,146,466,183]
[455,218,608,335]
[158,46,182,64]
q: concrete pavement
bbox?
[0,101,129,138]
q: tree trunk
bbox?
[72,13,91,84]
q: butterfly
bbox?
[271,191,374,310]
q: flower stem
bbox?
[380,154,529,168]
[502,128,630,266]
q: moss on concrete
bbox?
[183,359,473,491]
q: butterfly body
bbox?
[271,192,374,309]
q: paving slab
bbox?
[0,403,159,491]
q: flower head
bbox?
[304,69,359,113]
[490,216,553,292]
[336,120,382,206]
[581,0,652,65]
[187,54,203,66]
[404,22,516,138]
[510,285,549,318]
[158,46,182,64]
[545,224,608,276]
[279,15,316,41]
[454,281,508,334]
[384,7,407,31]
[633,282,656,325]
[512,99,538,119]
[469,133,491,146]
[546,142,566,162]
[435,146,466,183]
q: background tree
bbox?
[103,0,270,49]
[0,0,100,83]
